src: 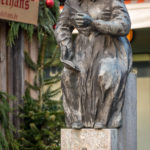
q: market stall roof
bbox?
[126,1,150,29]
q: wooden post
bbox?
[7,45,14,124]
[0,22,7,92]
[0,22,7,134]
[11,30,25,134]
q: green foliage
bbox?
[19,89,65,150]
[7,22,34,47]
[0,91,19,150]
[7,0,59,47]
[24,51,38,71]
[17,1,65,148]
[19,36,65,149]
[1,0,64,149]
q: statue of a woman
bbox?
[55,0,132,129]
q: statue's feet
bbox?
[72,121,84,129]
[94,122,105,129]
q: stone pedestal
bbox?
[61,129,118,150]
[61,73,137,150]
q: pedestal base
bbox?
[61,129,117,150]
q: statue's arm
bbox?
[55,0,74,60]
[92,0,131,36]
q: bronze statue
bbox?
[55,0,132,129]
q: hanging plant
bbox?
[7,0,59,47]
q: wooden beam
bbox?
[11,30,25,135]
[0,23,7,92]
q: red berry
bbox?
[53,24,56,29]
[46,0,54,8]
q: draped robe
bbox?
[55,0,132,128]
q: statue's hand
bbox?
[74,13,93,28]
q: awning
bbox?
[126,1,150,29]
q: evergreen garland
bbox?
[7,0,59,47]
